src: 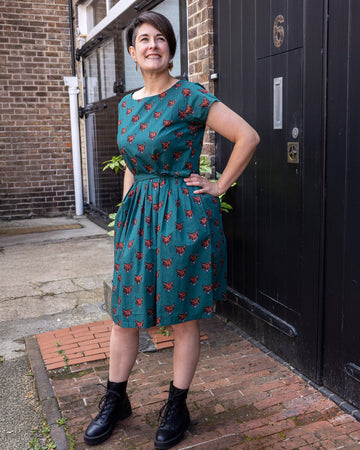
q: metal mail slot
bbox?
[273,77,283,129]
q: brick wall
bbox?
[187,0,216,163]
[0,0,75,220]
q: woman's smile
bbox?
[130,23,171,73]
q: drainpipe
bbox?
[68,0,76,76]
[64,76,84,216]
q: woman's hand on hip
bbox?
[184,173,220,197]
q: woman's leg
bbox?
[154,320,200,448]
[84,323,139,445]
[172,319,201,388]
[109,323,139,382]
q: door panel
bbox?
[214,0,324,381]
[323,0,360,407]
[256,48,303,322]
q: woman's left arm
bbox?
[185,101,260,196]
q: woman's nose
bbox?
[148,37,157,48]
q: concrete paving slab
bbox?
[0,217,114,359]
[0,356,43,450]
[0,216,108,248]
[0,216,115,449]
[0,302,110,361]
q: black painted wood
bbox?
[214,0,324,382]
[323,0,360,408]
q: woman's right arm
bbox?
[122,166,134,201]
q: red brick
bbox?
[155,341,174,349]
[67,354,107,366]
[46,361,68,370]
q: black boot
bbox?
[154,381,190,449]
[84,380,131,445]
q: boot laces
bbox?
[158,400,178,426]
[95,383,123,419]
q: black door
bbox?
[214,0,324,381]
[323,0,360,408]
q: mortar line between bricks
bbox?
[178,432,237,449]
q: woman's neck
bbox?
[136,71,177,99]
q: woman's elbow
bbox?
[242,128,260,153]
[251,129,260,148]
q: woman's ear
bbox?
[129,46,137,62]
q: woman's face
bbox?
[129,22,171,74]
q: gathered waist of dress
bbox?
[134,171,196,182]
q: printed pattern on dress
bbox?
[111,80,227,329]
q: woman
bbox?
[84,10,259,449]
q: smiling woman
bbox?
[83,9,259,450]
[125,11,178,99]
[123,0,181,92]
[130,24,172,80]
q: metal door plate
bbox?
[287,142,299,164]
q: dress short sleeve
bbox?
[185,82,220,124]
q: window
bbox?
[108,0,120,9]
[78,0,122,36]
[84,39,116,104]
[99,40,116,99]
[84,51,99,104]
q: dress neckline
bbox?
[130,79,183,101]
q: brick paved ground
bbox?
[41,317,360,449]
[36,320,208,370]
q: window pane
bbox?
[123,35,144,92]
[92,0,106,27]
[152,0,181,76]
[123,0,182,92]
[108,0,120,9]
[99,40,116,99]
[85,52,99,104]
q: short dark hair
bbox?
[125,11,176,60]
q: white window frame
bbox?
[77,0,137,41]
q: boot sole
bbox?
[83,405,132,446]
[154,419,190,449]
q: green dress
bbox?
[111,80,227,329]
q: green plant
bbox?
[56,416,77,450]
[199,154,212,174]
[56,417,67,426]
[103,154,126,173]
[157,326,170,337]
[56,348,69,370]
[29,420,57,449]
